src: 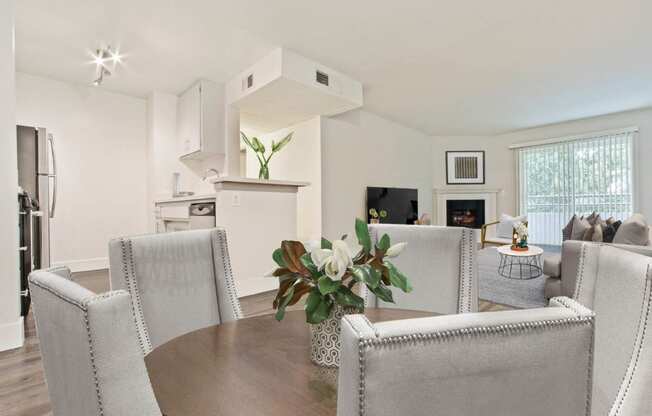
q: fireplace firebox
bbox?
[446,199,485,229]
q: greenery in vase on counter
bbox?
[270,218,413,324]
[240,131,293,180]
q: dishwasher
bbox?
[189,202,216,229]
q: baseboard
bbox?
[237,277,279,298]
[51,257,109,273]
[0,317,24,352]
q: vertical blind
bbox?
[518,129,635,245]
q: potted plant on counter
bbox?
[240,131,293,180]
[368,208,388,224]
[270,218,412,367]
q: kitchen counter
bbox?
[209,176,310,188]
[154,194,216,204]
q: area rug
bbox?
[478,245,561,309]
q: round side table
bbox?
[497,245,544,280]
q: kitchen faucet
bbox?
[202,168,220,180]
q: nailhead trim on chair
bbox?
[610,266,652,415]
[119,238,153,355]
[458,228,476,313]
[353,313,595,416]
[30,276,129,416]
[215,228,244,320]
[83,292,125,416]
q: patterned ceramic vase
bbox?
[310,305,361,367]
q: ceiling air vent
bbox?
[242,73,254,91]
[316,70,329,86]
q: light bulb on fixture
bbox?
[90,45,122,86]
[110,50,122,64]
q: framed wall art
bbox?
[445,151,485,184]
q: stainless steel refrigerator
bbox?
[17,125,57,316]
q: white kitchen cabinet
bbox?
[177,80,224,159]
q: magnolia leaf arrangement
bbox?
[271,218,413,324]
[240,131,293,180]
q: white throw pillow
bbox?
[497,214,528,239]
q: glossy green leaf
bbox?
[317,276,341,295]
[371,283,394,303]
[275,285,295,321]
[272,132,293,153]
[355,218,372,253]
[321,237,332,250]
[272,248,286,267]
[251,136,265,154]
[385,261,413,293]
[306,296,333,324]
[376,233,390,252]
[334,286,364,310]
[300,253,319,277]
[350,264,381,289]
[305,288,322,315]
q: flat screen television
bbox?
[366,187,418,224]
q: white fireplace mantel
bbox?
[433,187,502,227]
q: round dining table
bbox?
[145,308,435,416]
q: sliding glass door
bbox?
[518,130,635,245]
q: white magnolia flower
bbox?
[385,242,408,258]
[310,240,353,281]
[514,222,529,238]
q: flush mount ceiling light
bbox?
[91,46,122,86]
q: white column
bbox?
[223,103,240,177]
[0,0,23,351]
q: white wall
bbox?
[15,73,148,271]
[0,0,22,351]
[432,107,652,220]
[245,117,322,242]
[321,109,433,243]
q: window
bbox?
[517,128,635,245]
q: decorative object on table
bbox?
[497,245,544,280]
[480,214,527,249]
[270,218,413,367]
[368,208,387,224]
[511,221,529,250]
[240,131,293,179]
[445,150,485,184]
[415,213,431,225]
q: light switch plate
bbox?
[231,193,241,207]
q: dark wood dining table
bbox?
[145,308,435,416]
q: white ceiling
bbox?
[16,0,652,135]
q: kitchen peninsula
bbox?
[155,177,309,297]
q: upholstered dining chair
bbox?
[338,297,595,416]
[29,267,162,416]
[367,224,477,314]
[571,244,652,416]
[108,228,243,354]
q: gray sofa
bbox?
[544,234,652,299]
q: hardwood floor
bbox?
[0,270,511,416]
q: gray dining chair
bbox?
[108,228,243,354]
[338,297,595,416]
[366,224,478,314]
[572,244,652,416]
[29,267,162,416]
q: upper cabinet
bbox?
[177,80,225,160]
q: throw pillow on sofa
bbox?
[614,213,650,246]
[562,215,576,241]
[570,216,591,241]
[497,214,527,239]
[582,224,603,242]
[603,220,621,243]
